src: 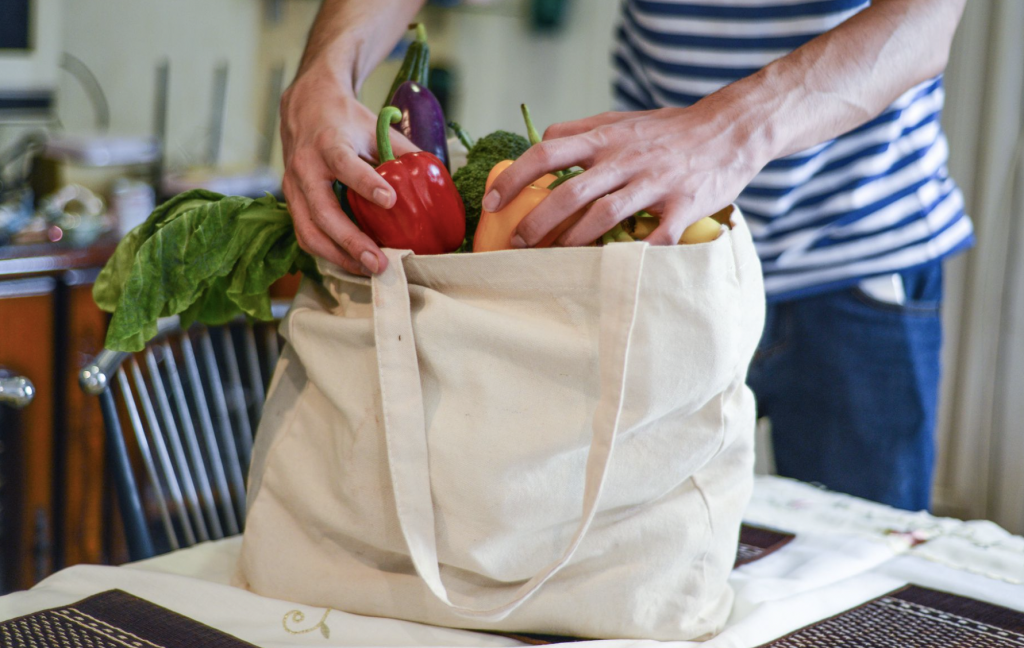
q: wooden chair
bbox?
[78,303,289,561]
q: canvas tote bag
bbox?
[236,206,765,641]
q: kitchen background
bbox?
[1,0,1022,592]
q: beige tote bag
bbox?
[236,207,765,641]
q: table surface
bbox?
[3,475,1022,647]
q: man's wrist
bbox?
[297,43,360,96]
[693,75,783,174]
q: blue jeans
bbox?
[747,264,944,511]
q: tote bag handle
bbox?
[371,243,646,620]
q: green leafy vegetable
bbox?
[452,129,530,250]
[94,189,318,352]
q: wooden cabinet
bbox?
[56,271,111,571]
[0,236,299,592]
[0,277,57,591]
[0,237,117,592]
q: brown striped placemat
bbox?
[0,589,257,648]
[757,585,1024,647]
[736,523,796,567]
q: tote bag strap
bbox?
[372,243,647,620]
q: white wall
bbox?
[255,0,621,172]
[420,0,621,137]
[58,0,263,169]
[56,0,622,170]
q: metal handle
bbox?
[80,316,179,396]
[0,375,35,409]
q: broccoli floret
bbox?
[466,130,530,166]
[453,130,530,250]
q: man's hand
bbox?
[484,0,964,249]
[482,103,764,248]
[280,0,425,275]
[280,65,416,275]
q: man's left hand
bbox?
[481,102,766,248]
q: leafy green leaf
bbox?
[93,189,225,312]
[95,189,318,352]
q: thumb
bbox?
[389,127,420,157]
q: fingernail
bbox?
[482,189,500,212]
[511,234,527,249]
[360,251,380,274]
[373,187,393,208]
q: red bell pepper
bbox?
[347,106,466,255]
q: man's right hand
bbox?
[279,0,424,276]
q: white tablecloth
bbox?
[3,476,1022,647]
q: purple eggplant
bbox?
[389,80,450,171]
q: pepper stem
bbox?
[409,23,427,43]
[377,106,402,164]
[521,103,542,146]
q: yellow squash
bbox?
[473,160,581,252]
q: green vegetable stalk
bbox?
[521,103,586,181]
[547,169,583,190]
[447,121,475,150]
[94,189,318,352]
[520,103,543,147]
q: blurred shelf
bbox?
[0,234,119,278]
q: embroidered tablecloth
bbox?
[0,476,1020,647]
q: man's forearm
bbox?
[298,0,427,94]
[715,0,966,163]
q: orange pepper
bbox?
[473,160,584,252]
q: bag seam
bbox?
[690,389,725,629]
[247,314,314,509]
[691,471,715,630]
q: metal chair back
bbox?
[79,303,288,561]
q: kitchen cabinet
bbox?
[0,276,56,592]
[0,235,301,592]
[0,236,119,592]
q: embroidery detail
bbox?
[283,608,332,639]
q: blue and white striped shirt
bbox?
[613,0,973,300]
